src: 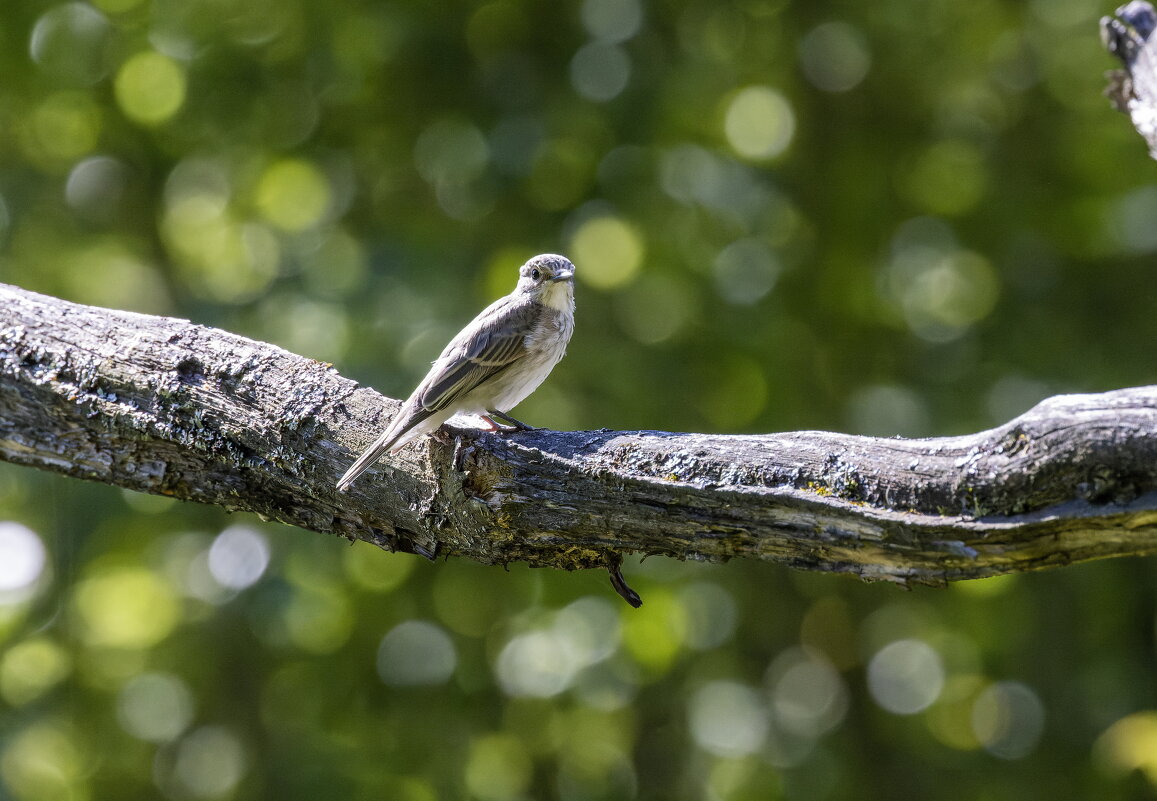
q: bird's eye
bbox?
[530,268,541,281]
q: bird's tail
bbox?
[335,430,399,492]
[335,406,437,492]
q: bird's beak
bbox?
[549,270,574,283]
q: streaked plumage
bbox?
[336,253,575,492]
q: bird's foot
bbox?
[485,409,538,431]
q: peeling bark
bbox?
[3,283,1157,600]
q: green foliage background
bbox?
[2,0,1157,799]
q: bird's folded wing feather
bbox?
[418,299,537,413]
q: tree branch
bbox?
[1103,1,1157,157]
[3,282,1157,599]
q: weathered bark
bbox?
[3,282,1157,601]
[1103,1,1157,157]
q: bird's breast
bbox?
[474,305,572,412]
[524,305,574,359]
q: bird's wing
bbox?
[417,297,538,413]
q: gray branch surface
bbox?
[1103,1,1157,157]
[3,282,1157,596]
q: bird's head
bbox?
[516,254,575,311]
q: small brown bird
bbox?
[336,253,576,492]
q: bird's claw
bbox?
[485,410,537,431]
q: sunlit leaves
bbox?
[1095,712,1157,785]
[723,85,796,162]
[0,523,46,601]
[568,212,645,290]
[0,639,71,707]
[114,52,186,126]
[378,621,457,687]
[1,722,88,801]
[798,22,872,93]
[20,92,102,167]
[464,734,532,801]
[72,567,180,650]
[29,3,112,85]
[117,673,195,743]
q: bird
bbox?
[336,253,576,492]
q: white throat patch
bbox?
[540,280,574,312]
